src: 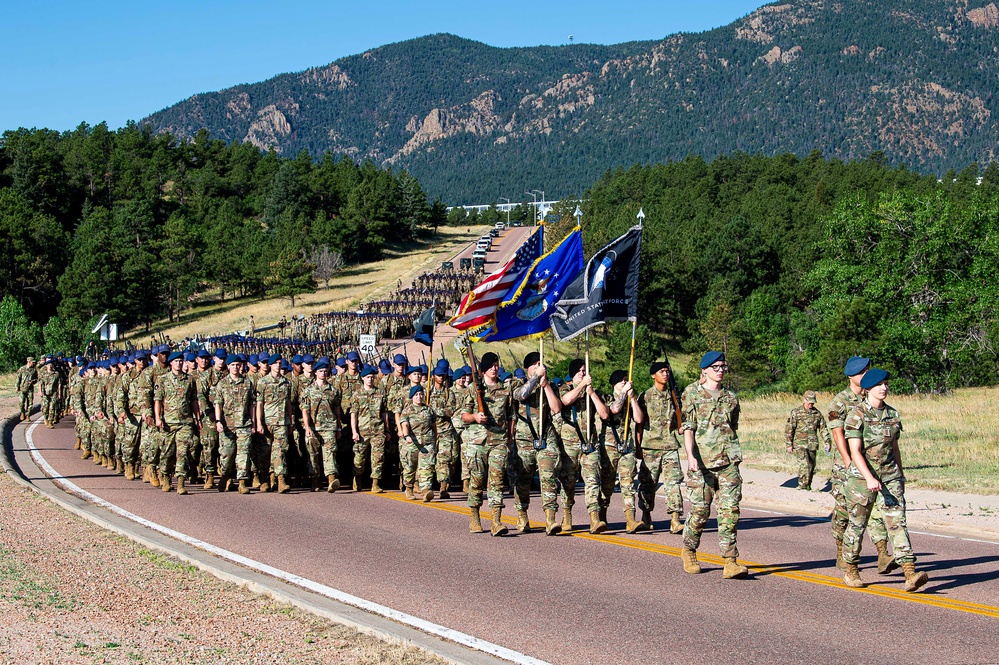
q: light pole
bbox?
[525,190,538,225]
[498,197,510,228]
[532,189,546,225]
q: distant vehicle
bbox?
[494,222,506,229]
[472,258,485,272]
[477,237,492,249]
[441,261,453,271]
[472,249,487,260]
[489,228,500,237]
[512,221,522,227]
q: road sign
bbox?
[358,334,377,358]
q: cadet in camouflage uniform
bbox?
[680,352,749,579]
[38,358,62,428]
[452,368,472,491]
[89,362,112,466]
[600,369,647,534]
[427,363,460,499]
[105,359,123,472]
[559,359,610,534]
[256,354,294,493]
[637,359,685,533]
[826,356,892,572]
[336,351,364,487]
[194,350,221,489]
[15,357,37,421]
[154,352,201,494]
[841,369,929,593]
[460,352,514,536]
[512,352,563,535]
[785,390,832,490]
[302,358,343,492]
[399,385,437,501]
[213,355,257,493]
[70,364,88,452]
[114,353,145,480]
[350,365,388,492]
[138,347,170,487]
[76,365,95,459]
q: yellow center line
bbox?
[373,490,999,619]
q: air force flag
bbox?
[551,226,642,342]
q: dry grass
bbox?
[128,226,487,343]
[738,387,999,494]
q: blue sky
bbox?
[1,0,766,133]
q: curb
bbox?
[0,414,519,665]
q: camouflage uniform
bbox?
[302,381,342,479]
[637,385,684,518]
[842,400,916,565]
[74,374,92,454]
[461,380,513,509]
[400,402,436,492]
[785,404,831,489]
[154,370,199,479]
[38,366,61,426]
[512,376,562,512]
[350,386,387,481]
[137,364,169,475]
[15,362,37,419]
[428,382,460,488]
[89,374,111,461]
[256,374,293,479]
[826,388,888,547]
[599,391,640,516]
[114,368,143,469]
[681,382,743,558]
[195,367,220,479]
[558,383,602,514]
[213,374,256,481]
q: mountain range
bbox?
[142,0,999,202]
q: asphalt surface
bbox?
[16,418,999,665]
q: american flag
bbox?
[448,227,544,331]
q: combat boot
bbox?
[669,512,684,534]
[81,449,91,460]
[641,509,654,531]
[371,478,383,493]
[124,463,135,481]
[722,557,749,579]
[438,482,450,500]
[544,509,561,536]
[218,474,230,492]
[354,474,365,492]
[681,548,701,574]
[277,475,290,494]
[269,473,278,492]
[150,468,161,487]
[462,479,469,493]
[422,488,434,503]
[835,541,846,571]
[625,509,647,534]
[843,563,865,588]
[160,473,171,492]
[490,507,508,537]
[311,476,321,492]
[516,510,531,533]
[561,508,573,534]
[115,458,124,474]
[404,485,415,500]
[258,473,270,493]
[251,473,262,490]
[875,540,898,574]
[176,476,187,496]
[202,473,214,490]
[469,507,484,533]
[237,479,250,495]
[589,510,608,535]
[74,437,81,450]
[599,506,608,525]
[327,475,339,493]
[902,562,929,593]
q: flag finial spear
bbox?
[637,207,645,226]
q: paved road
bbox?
[15,418,999,665]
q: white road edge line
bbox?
[25,419,549,665]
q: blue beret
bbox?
[393,354,408,365]
[108,358,119,367]
[360,365,376,378]
[379,359,392,374]
[499,370,512,381]
[409,385,425,398]
[406,365,423,375]
[461,365,471,375]
[314,359,330,371]
[317,356,330,366]
[346,351,361,362]
[859,368,889,390]
[215,348,228,359]
[452,368,466,380]
[292,354,303,364]
[248,354,259,365]
[79,369,86,377]
[269,354,282,365]
[699,351,725,369]
[168,351,184,363]
[302,354,315,363]
[281,360,292,371]
[419,364,428,375]
[236,353,247,362]
[844,356,870,377]
[433,364,448,376]
[185,352,196,362]
[436,359,450,369]
[119,355,129,364]
[336,357,347,368]
[156,345,169,354]
[514,368,526,379]
[197,349,211,359]
[226,354,238,364]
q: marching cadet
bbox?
[116,352,147,480]
[138,347,170,487]
[302,358,343,492]
[452,367,472,493]
[194,349,220,489]
[399,384,437,501]
[637,359,685,533]
[512,352,563,535]
[38,357,62,428]
[15,356,37,421]
[213,355,257,494]
[784,390,832,490]
[601,369,647,534]
[559,359,610,534]
[256,354,294,493]
[350,365,390,492]
[428,361,460,499]
[154,351,201,494]
[680,352,749,579]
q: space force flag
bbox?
[551,225,642,342]
[475,227,585,342]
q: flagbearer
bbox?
[601,369,647,533]
[559,358,610,534]
[637,359,684,533]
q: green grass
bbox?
[0,547,78,611]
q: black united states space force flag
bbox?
[550,225,642,342]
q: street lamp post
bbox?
[525,190,538,225]
[498,197,510,228]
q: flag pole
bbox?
[623,207,644,442]
[539,334,545,444]
[585,329,591,445]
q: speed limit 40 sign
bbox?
[358,334,377,357]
